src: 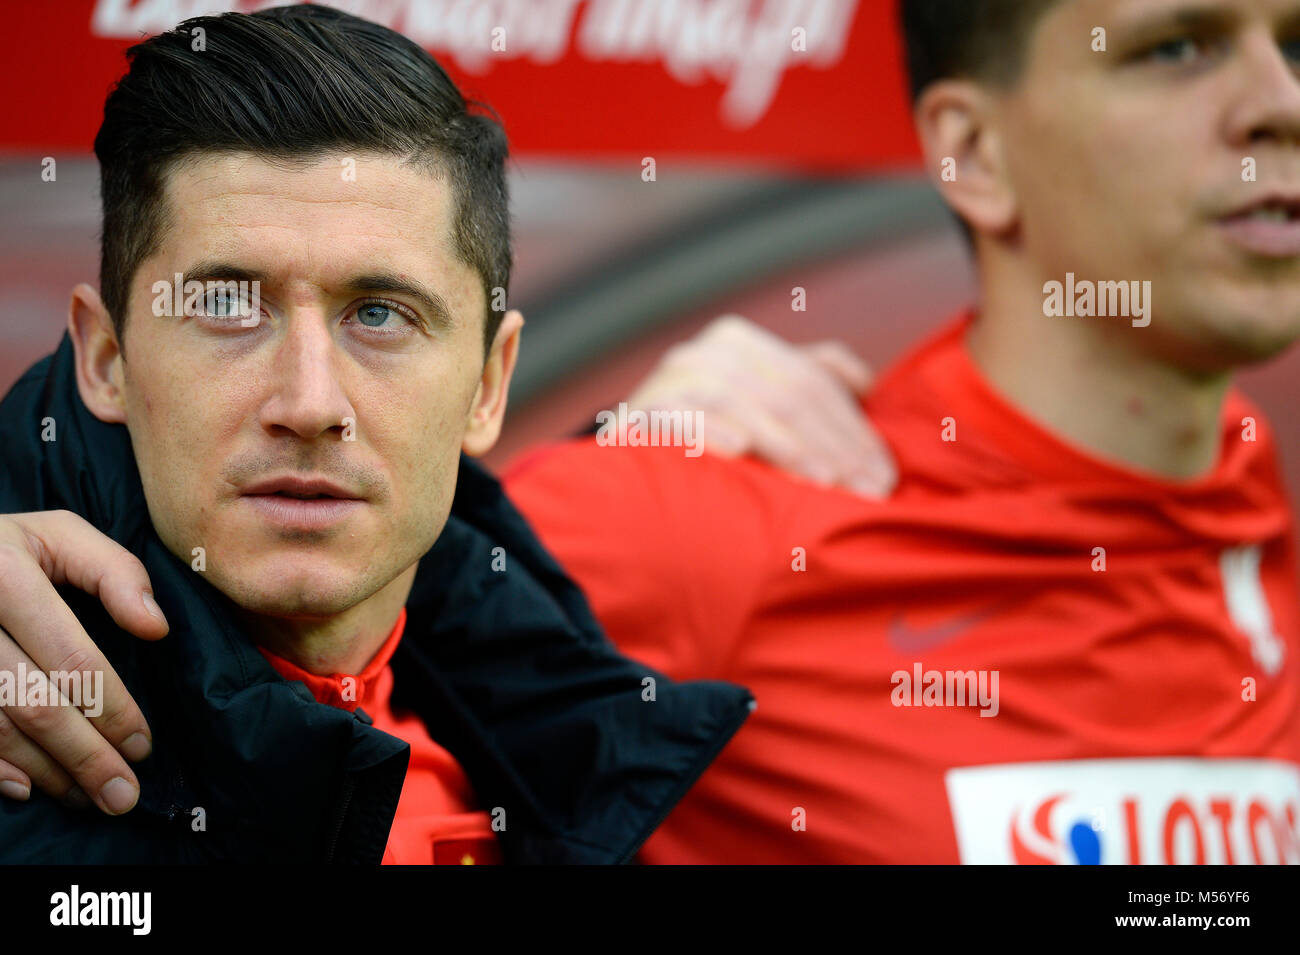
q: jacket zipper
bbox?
[323,776,356,863]
[164,768,191,823]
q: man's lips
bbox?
[240,475,364,532]
[241,475,362,499]
[1218,193,1300,257]
[242,495,362,532]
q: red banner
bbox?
[7,0,920,171]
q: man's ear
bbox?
[914,80,1018,238]
[68,283,128,424]
[462,308,524,457]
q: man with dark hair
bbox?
[900,0,1063,99]
[501,0,1300,862]
[0,3,761,863]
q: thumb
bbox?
[800,340,874,396]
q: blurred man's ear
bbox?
[462,308,524,457]
[913,80,1018,239]
[68,283,128,425]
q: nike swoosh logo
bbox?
[888,598,1015,654]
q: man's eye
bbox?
[1146,37,1204,64]
[204,289,241,317]
[352,301,419,333]
[357,303,396,327]
[1137,34,1233,67]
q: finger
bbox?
[10,510,169,642]
[0,757,31,802]
[793,367,898,493]
[713,329,871,481]
[646,370,895,495]
[722,354,860,483]
[721,398,830,484]
[757,397,845,484]
[798,383,898,494]
[801,340,875,395]
[772,354,898,494]
[696,314,767,347]
[0,653,140,815]
[629,379,752,459]
[646,348,845,483]
[696,412,752,458]
[0,549,155,767]
[0,708,84,807]
[632,322,866,483]
[846,427,899,497]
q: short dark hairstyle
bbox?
[94,3,511,354]
[899,0,1064,102]
[898,0,1063,247]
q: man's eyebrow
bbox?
[1113,3,1240,37]
[180,261,455,330]
[1111,2,1300,53]
[181,261,265,287]
[1280,6,1300,35]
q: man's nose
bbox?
[258,317,356,440]
[1224,30,1300,148]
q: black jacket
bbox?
[0,336,753,863]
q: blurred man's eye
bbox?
[1143,36,1211,65]
[1281,36,1300,63]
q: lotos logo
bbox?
[1011,795,1106,865]
[947,758,1300,865]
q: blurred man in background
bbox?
[506,0,1300,862]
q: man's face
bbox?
[999,0,1300,368]
[117,152,487,618]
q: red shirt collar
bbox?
[256,608,407,712]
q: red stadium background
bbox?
[8,0,919,168]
